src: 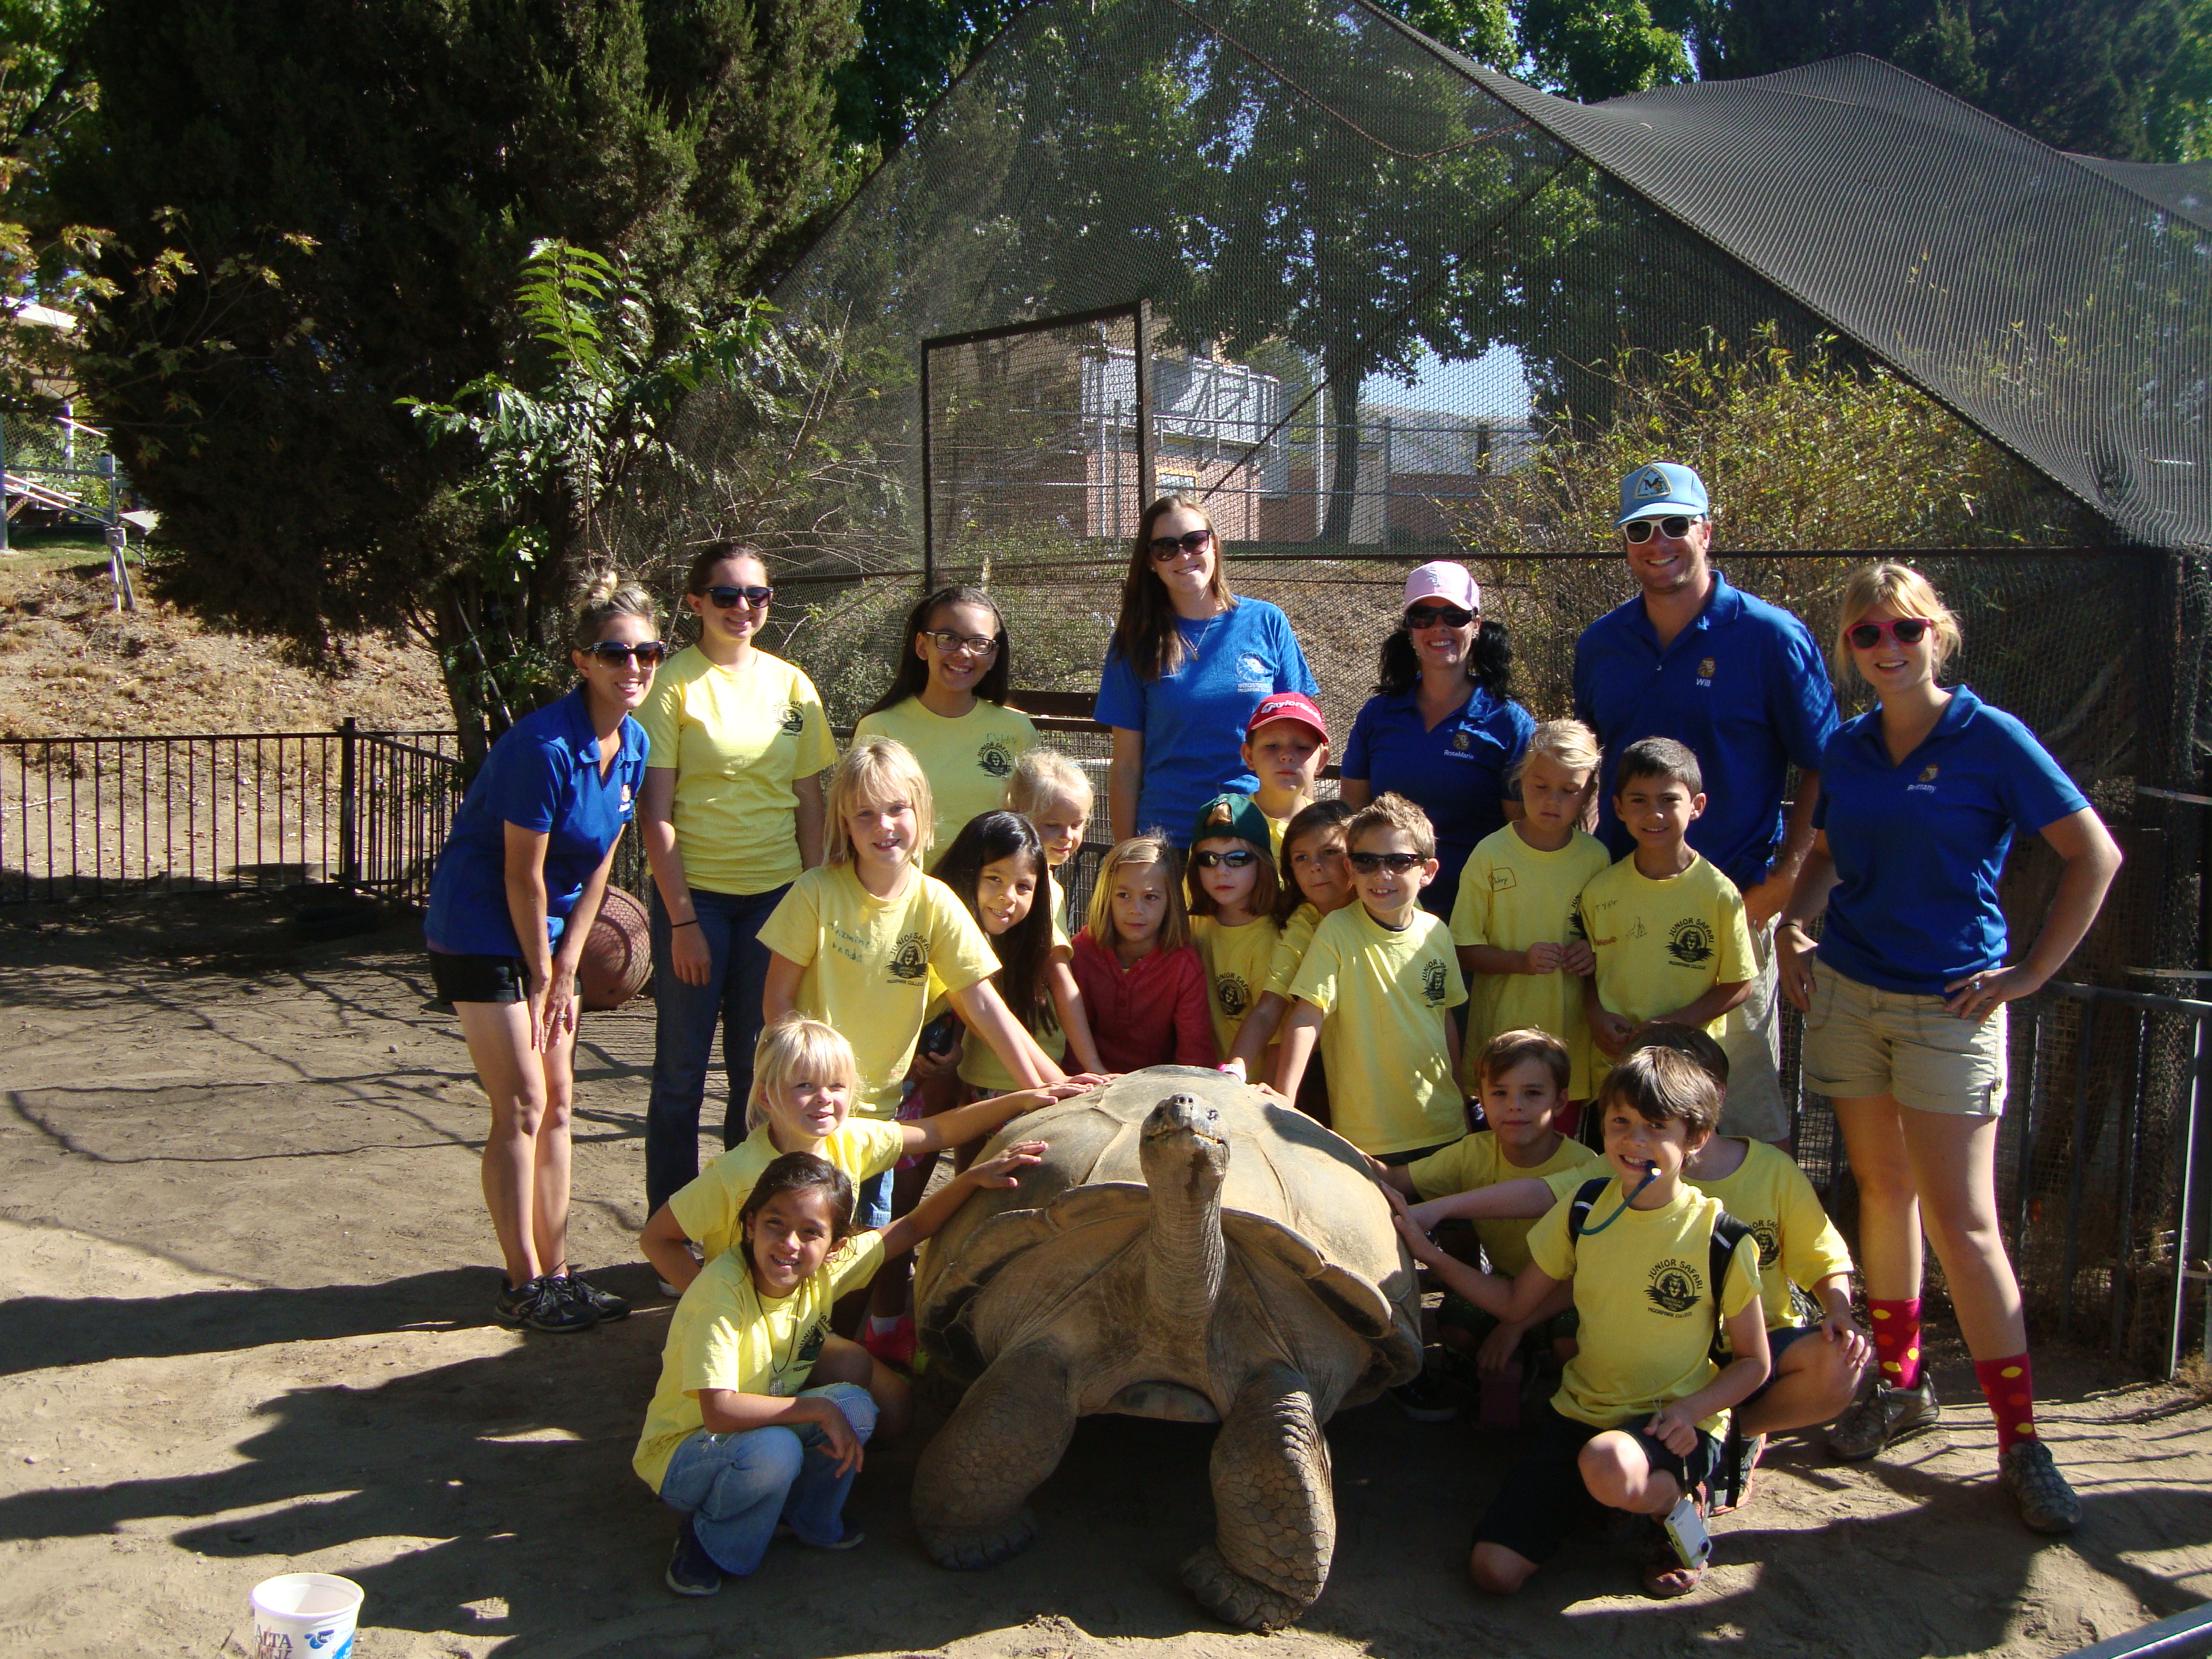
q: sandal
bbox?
[1639,1510,1707,1599]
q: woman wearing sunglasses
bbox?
[423,577,663,1332]
[1338,561,1532,919]
[1096,496,1318,844]
[636,544,838,1227]
[1777,561,2121,1534]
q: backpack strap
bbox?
[1565,1176,1612,1243]
[1708,1208,1753,1361]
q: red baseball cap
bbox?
[1245,691,1328,744]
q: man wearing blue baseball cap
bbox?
[1572,462,1839,1142]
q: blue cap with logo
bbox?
[1616,461,1710,527]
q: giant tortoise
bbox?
[911,1067,1422,1631]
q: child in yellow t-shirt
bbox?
[1452,720,1612,1109]
[1573,738,1756,1090]
[760,737,1065,1229]
[635,1139,1045,1594]
[1275,793,1467,1158]
[1240,693,1329,855]
[1225,798,1357,1088]
[851,587,1037,854]
[1185,794,1284,1064]
[1393,1047,1768,1600]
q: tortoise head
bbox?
[1139,1092,1230,1191]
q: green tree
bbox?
[0,0,104,413]
[54,0,858,747]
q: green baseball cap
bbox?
[1189,792,1272,851]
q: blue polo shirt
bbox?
[1341,682,1534,918]
[1574,572,1839,891]
[1096,598,1317,842]
[424,687,649,957]
[1814,685,2088,996]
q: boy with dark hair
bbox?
[1394,1046,1768,1599]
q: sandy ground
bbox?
[3,891,2211,1659]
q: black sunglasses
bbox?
[1847,617,1934,650]
[1347,851,1425,873]
[703,584,773,609]
[1149,528,1213,561]
[1622,516,1698,544]
[1190,849,1258,869]
[582,640,668,667]
[1405,604,1475,630]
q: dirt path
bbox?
[1,892,2208,1658]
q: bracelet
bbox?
[672,918,701,930]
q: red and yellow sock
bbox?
[1868,1297,1923,1391]
[1973,1353,2039,1451]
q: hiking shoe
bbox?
[665,1517,723,1596]
[558,1268,630,1323]
[519,1276,597,1334]
[1391,1367,1458,1423]
[863,1314,917,1368]
[2000,1439,2081,1534]
[1827,1376,1940,1461]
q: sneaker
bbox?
[522,1277,598,1334]
[777,1519,867,1550]
[2000,1439,2081,1534]
[558,1268,630,1323]
[1827,1376,1941,1461]
[863,1314,917,1367]
[665,1517,722,1595]
[1391,1366,1458,1423]
[493,1275,542,1328]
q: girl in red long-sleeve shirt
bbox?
[1069,834,1217,1073]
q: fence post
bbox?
[337,718,360,893]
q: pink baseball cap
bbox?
[1246,691,1328,744]
[1403,560,1479,611]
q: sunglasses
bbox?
[1622,516,1699,544]
[1846,617,1935,650]
[1405,604,1475,630]
[1149,528,1213,561]
[1347,851,1425,874]
[924,630,1000,656]
[703,584,773,609]
[1190,849,1258,869]
[581,640,668,667]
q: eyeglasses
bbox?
[703,584,773,609]
[581,640,668,667]
[1621,516,1700,544]
[1149,528,1213,561]
[924,630,1000,656]
[1404,604,1475,630]
[1190,849,1258,869]
[1846,617,1935,651]
[1347,851,1425,873]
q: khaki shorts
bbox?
[1801,960,2009,1116]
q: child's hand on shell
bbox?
[1053,1073,1113,1094]
[966,1139,1048,1189]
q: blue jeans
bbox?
[658,1383,877,1575]
[646,883,791,1213]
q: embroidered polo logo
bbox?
[1490,867,1517,892]
[1453,731,1470,751]
[1422,960,1448,1004]
[778,702,804,735]
[1910,763,1940,795]
[1667,918,1716,966]
[1217,972,1250,1018]
[1697,657,1716,683]
[1920,765,1939,782]
[1635,468,1668,499]
[1646,1258,1702,1315]
[977,739,1015,779]
[1750,1218,1781,1268]
[888,932,929,981]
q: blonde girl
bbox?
[1069,834,1215,1071]
[1226,798,1359,1081]
[1184,794,1283,1065]
[1006,747,1093,933]
[759,737,1065,1232]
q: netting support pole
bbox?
[919,345,935,593]
[1134,300,1155,510]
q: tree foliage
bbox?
[0,0,104,412]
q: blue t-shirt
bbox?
[1574,572,1840,891]
[1340,682,1534,918]
[424,687,649,957]
[1095,598,1317,842]
[1813,685,2089,996]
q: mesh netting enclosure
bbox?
[618,0,2212,1367]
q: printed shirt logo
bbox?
[1666,916,1716,966]
[1217,971,1250,1019]
[887,931,930,982]
[1237,652,1269,679]
[1422,959,1449,1004]
[1645,1256,1704,1315]
[977,738,1015,779]
[1635,468,1668,499]
[778,701,805,736]
[1748,1218,1781,1269]
[1490,867,1518,892]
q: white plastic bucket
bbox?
[249,1573,362,1659]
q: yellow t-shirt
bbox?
[1406,1130,1602,1277]
[1527,1176,1764,1433]
[758,863,1001,1117]
[667,1120,907,1265]
[1264,903,1323,999]
[958,1012,1064,1093]
[1450,825,1614,1100]
[632,1231,888,1492]
[1572,852,1757,1086]
[1689,1139,1853,1333]
[853,698,1037,857]
[637,646,837,896]
[1287,905,1469,1156]
[1262,814,1289,859]
[1191,913,1283,1059]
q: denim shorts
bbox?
[854,1167,894,1231]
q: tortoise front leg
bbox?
[1183,1363,1333,1632]
[913,1340,1076,1570]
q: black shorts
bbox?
[428,949,528,1005]
[1472,1404,1720,1565]
[1740,1322,1818,1408]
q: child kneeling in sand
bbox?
[633,1142,1044,1595]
